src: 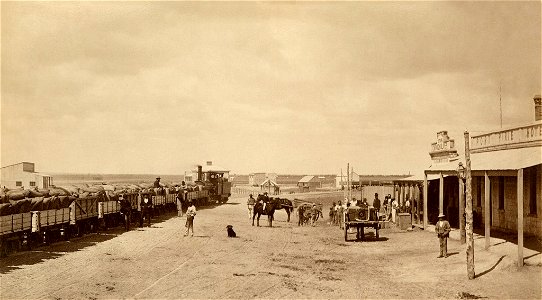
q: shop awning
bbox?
[425,146,541,173]
[470,146,541,170]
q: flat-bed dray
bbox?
[344,206,381,241]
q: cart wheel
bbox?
[344,225,348,242]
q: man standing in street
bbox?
[436,213,451,258]
[185,200,197,237]
[247,194,256,220]
[373,193,381,217]
[176,188,184,217]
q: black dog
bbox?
[226,225,236,238]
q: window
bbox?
[29,181,36,187]
[477,177,482,207]
[15,181,22,187]
[529,168,537,215]
[498,177,505,210]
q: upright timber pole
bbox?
[459,176,466,244]
[464,131,475,279]
[439,172,444,215]
[517,169,524,267]
[346,163,350,202]
[485,172,491,249]
[423,173,428,229]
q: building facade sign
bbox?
[429,131,459,164]
[471,122,542,153]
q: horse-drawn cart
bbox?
[344,206,380,241]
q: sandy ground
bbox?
[1,194,540,299]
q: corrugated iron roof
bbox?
[298,175,314,183]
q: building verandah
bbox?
[424,120,541,266]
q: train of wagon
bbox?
[0,165,231,256]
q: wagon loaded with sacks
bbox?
[343,205,381,241]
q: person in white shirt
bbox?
[185,201,197,237]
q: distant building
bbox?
[335,171,359,189]
[297,175,321,192]
[1,162,53,189]
[249,172,277,186]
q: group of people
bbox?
[328,193,382,228]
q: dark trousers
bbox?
[439,236,448,257]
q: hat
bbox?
[438,213,445,218]
[249,194,253,197]
[156,177,161,179]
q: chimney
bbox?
[206,161,212,166]
[535,95,542,121]
[197,165,203,181]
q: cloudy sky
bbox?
[1,1,540,175]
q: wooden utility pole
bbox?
[350,167,354,201]
[346,163,350,202]
[464,131,475,279]
[341,168,345,199]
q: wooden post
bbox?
[439,172,444,215]
[341,168,345,199]
[347,163,350,202]
[350,167,354,202]
[423,173,428,229]
[517,169,524,267]
[485,172,491,250]
[459,176,466,244]
[417,184,421,225]
[464,131,475,279]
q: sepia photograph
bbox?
[1,1,541,299]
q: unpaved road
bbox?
[1,194,540,299]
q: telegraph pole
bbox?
[465,131,475,279]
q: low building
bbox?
[1,162,53,189]
[297,175,321,192]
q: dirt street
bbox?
[1,194,540,299]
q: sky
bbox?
[1,1,541,175]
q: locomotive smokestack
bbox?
[197,165,203,181]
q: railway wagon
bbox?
[36,207,71,244]
[70,195,100,235]
[0,212,32,253]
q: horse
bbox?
[274,198,293,222]
[252,196,278,227]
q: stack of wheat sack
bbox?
[0,186,76,216]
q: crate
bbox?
[398,213,412,230]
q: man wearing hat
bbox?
[436,213,451,258]
[247,194,256,220]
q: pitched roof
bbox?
[298,175,314,183]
